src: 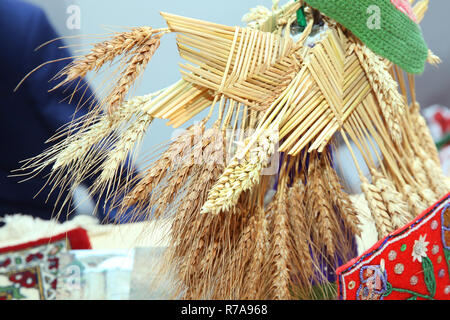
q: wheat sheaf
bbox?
[15,0,448,300]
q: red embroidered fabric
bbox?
[0,228,91,300]
[337,193,450,300]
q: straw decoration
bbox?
[15,0,448,300]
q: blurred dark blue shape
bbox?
[0,0,138,224]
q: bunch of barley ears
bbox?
[168,131,228,298]
[152,128,223,218]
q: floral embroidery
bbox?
[412,234,429,263]
[356,265,387,300]
[391,0,417,22]
[338,196,450,300]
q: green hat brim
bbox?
[305,0,429,74]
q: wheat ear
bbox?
[267,182,291,300]
[55,27,158,88]
[371,169,414,230]
[124,123,203,207]
[410,102,441,166]
[306,153,337,257]
[201,129,278,215]
[107,35,162,113]
[360,176,394,239]
[324,157,363,237]
[52,94,154,171]
[97,111,153,187]
[243,207,269,300]
[353,43,404,145]
[287,179,315,287]
[409,157,438,206]
[402,184,428,218]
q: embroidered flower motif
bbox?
[357,264,387,300]
[391,0,418,22]
[412,234,429,263]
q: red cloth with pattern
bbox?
[337,193,450,300]
[0,228,91,300]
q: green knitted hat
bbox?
[304,0,429,74]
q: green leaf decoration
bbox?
[0,286,26,300]
[383,282,393,298]
[422,257,436,297]
[445,248,450,278]
[407,296,417,300]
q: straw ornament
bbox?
[16,0,448,300]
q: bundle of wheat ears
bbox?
[17,0,450,299]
